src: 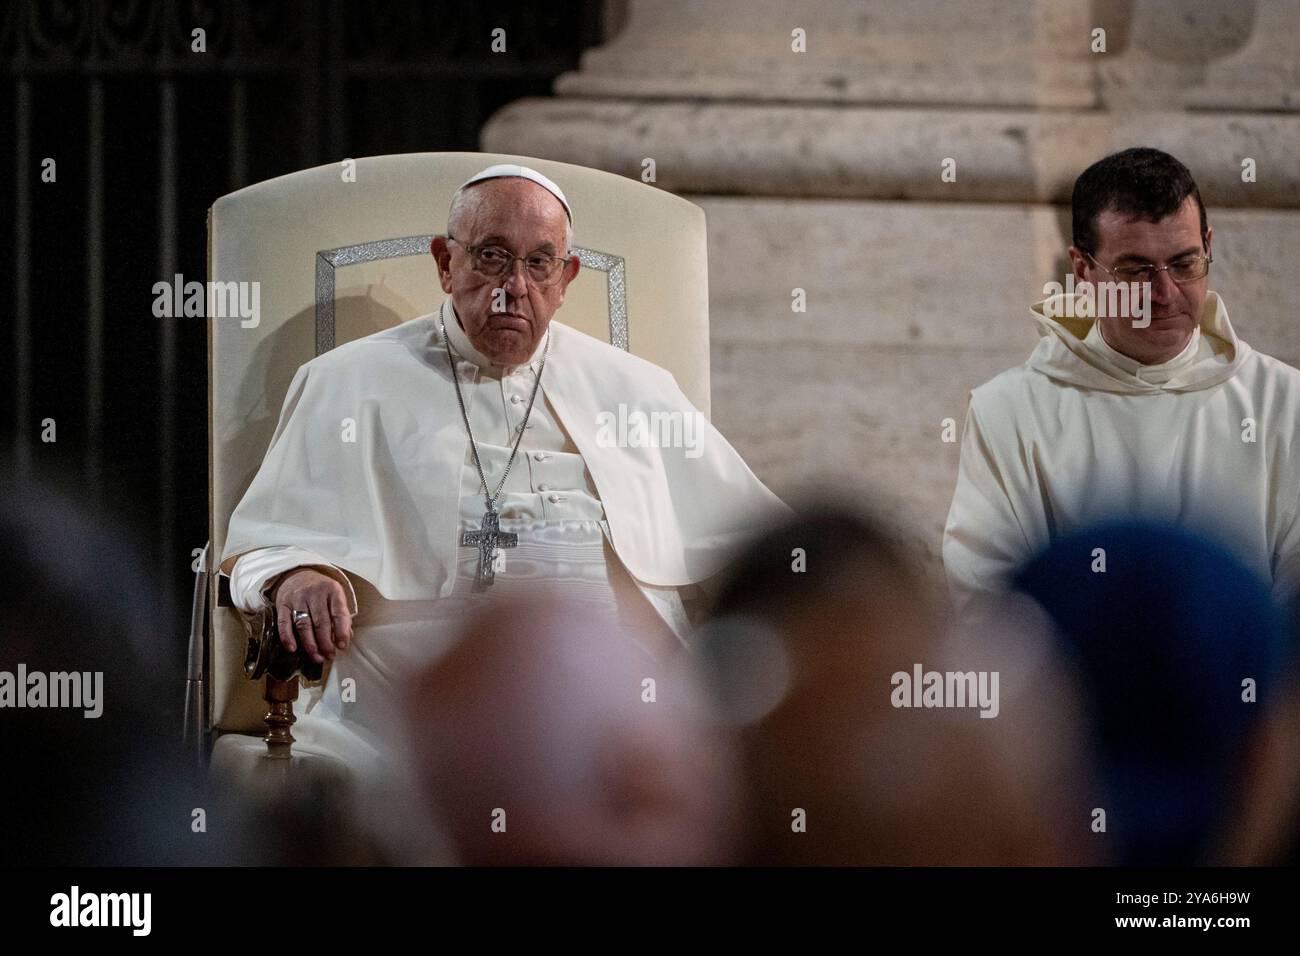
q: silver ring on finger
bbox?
[292,609,310,624]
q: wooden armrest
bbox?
[238,607,325,759]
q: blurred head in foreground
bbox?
[404,592,739,865]
[699,499,1095,865]
[0,461,200,864]
[1012,521,1300,865]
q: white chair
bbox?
[188,152,712,774]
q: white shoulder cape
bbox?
[220,310,791,597]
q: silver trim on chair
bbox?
[314,236,628,357]
[574,248,627,351]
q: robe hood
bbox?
[1026,291,1249,394]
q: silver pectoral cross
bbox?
[461,507,517,586]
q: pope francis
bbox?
[217,164,789,765]
[943,147,1300,611]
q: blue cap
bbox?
[1011,520,1294,864]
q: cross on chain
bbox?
[461,507,517,586]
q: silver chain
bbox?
[440,316,551,512]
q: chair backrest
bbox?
[206,152,711,733]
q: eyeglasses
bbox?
[445,235,570,287]
[1084,250,1212,285]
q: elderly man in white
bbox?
[219,165,788,762]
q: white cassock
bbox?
[215,296,790,776]
[943,291,1300,611]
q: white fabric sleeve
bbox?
[942,400,1034,613]
[227,545,360,615]
[632,580,694,649]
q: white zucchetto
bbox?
[457,164,573,223]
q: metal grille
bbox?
[0,0,604,649]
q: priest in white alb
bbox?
[943,147,1300,611]
[218,164,790,767]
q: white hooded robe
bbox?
[943,291,1300,610]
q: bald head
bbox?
[404,592,740,865]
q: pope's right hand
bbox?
[269,567,354,664]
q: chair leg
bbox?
[184,542,211,765]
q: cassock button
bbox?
[538,484,551,492]
[533,452,549,461]
[548,493,561,503]
[510,395,522,405]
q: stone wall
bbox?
[482,0,1300,599]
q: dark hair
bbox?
[705,503,913,624]
[1071,147,1208,255]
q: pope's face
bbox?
[1070,196,1212,365]
[431,179,580,366]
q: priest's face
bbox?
[431,178,581,366]
[1070,196,1212,366]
